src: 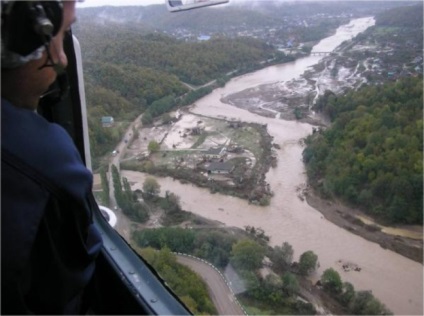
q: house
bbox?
[203,146,226,159]
[101,116,114,127]
[207,161,234,174]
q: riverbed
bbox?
[124,17,423,315]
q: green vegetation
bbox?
[142,177,161,199]
[99,167,110,206]
[375,3,423,28]
[79,30,285,86]
[268,242,294,273]
[298,250,318,276]
[304,77,423,224]
[230,239,266,271]
[88,116,127,169]
[138,247,217,315]
[321,268,343,294]
[238,272,315,315]
[147,140,160,153]
[282,272,299,296]
[320,268,392,315]
[142,95,177,125]
[133,227,237,268]
[111,165,149,222]
[277,18,347,44]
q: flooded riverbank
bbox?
[122,17,422,315]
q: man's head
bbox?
[1,1,77,109]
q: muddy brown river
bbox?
[123,17,423,315]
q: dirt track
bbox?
[176,255,245,315]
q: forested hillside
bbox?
[75,2,409,34]
[375,3,423,28]
[73,12,288,164]
[77,30,283,86]
[303,77,423,224]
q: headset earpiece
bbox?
[2,1,63,57]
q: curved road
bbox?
[176,255,245,315]
[106,113,247,314]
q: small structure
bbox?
[207,161,234,174]
[197,35,211,41]
[204,146,226,159]
[101,116,114,127]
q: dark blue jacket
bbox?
[1,98,102,314]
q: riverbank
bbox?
[304,189,423,264]
[218,22,423,265]
[223,79,423,264]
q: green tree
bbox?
[230,239,265,271]
[282,272,299,296]
[143,177,161,198]
[269,241,294,272]
[111,165,124,206]
[321,268,343,294]
[160,191,181,213]
[350,291,392,315]
[100,167,110,206]
[134,227,195,253]
[298,250,318,275]
[122,177,149,223]
[141,112,153,125]
[161,113,173,124]
[148,140,160,153]
[340,282,355,305]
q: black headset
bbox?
[1,1,63,57]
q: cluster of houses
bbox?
[165,12,354,49]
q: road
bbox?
[108,113,143,241]
[176,255,245,316]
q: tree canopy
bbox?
[143,177,161,198]
[305,77,423,224]
[298,250,318,275]
[230,239,266,271]
[321,268,343,294]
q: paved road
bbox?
[176,255,245,315]
[108,113,143,241]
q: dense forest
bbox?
[304,77,423,224]
[375,3,423,28]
